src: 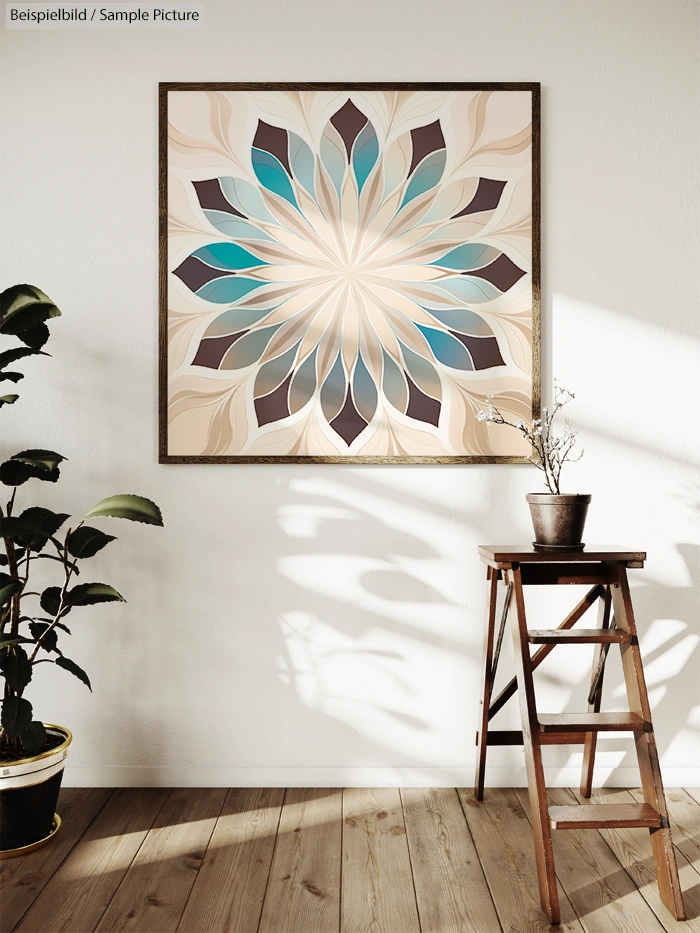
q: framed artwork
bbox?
[159,83,540,463]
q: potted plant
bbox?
[0,284,163,857]
[477,382,589,549]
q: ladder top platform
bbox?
[478,544,646,567]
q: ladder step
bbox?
[527,628,632,644]
[538,713,648,733]
[549,803,661,830]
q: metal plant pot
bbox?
[0,724,71,858]
[526,493,591,549]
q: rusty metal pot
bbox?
[526,493,591,549]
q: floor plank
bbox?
[176,787,285,933]
[341,787,420,933]
[15,788,171,933]
[573,787,700,932]
[515,787,667,933]
[2,787,683,933]
[94,787,227,933]
[458,787,584,932]
[401,786,501,933]
[0,788,113,932]
[258,788,341,933]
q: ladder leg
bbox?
[509,565,560,924]
[580,585,612,796]
[610,562,685,921]
[475,566,499,800]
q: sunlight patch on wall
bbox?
[277,610,468,762]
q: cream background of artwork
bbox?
[1,0,699,786]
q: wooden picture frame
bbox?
[159,83,540,463]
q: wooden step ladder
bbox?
[475,545,685,925]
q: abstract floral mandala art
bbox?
[161,85,539,460]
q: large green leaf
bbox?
[67,582,125,606]
[29,621,58,653]
[0,346,47,370]
[40,585,63,616]
[85,495,163,526]
[1,695,32,739]
[0,573,22,607]
[8,507,70,553]
[67,525,116,559]
[0,285,60,338]
[13,450,65,472]
[20,721,47,756]
[0,449,65,486]
[56,656,91,691]
[0,394,19,407]
[0,645,32,692]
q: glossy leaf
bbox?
[85,495,163,526]
[40,586,62,616]
[20,720,47,756]
[67,526,116,559]
[0,645,32,692]
[11,507,69,552]
[56,656,92,692]
[67,582,125,607]
[29,621,58,653]
[1,694,32,739]
[0,346,47,370]
[0,449,65,486]
[12,450,65,473]
[0,284,60,338]
[0,395,19,407]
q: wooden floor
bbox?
[3,786,700,933]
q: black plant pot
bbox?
[526,493,591,549]
[0,725,71,857]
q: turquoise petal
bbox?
[437,277,501,304]
[352,121,379,194]
[192,242,268,271]
[421,307,493,337]
[203,212,277,241]
[220,325,280,370]
[430,243,500,271]
[400,150,446,209]
[219,177,278,224]
[289,133,316,199]
[252,148,299,209]
[195,276,267,304]
[415,324,474,370]
[205,307,279,337]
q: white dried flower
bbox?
[476,409,490,422]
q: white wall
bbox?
[1,0,699,787]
